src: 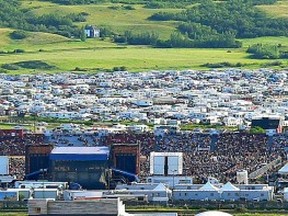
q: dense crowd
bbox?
[9,156,25,180]
[103,131,287,183]
[0,134,44,180]
[2,130,288,183]
[0,134,44,156]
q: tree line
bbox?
[41,0,106,5]
[141,0,288,47]
[1,0,286,49]
[118,0,285,47]
[247,44,288,59]
[0,0,87,38]
[113,30,241,48]
[149,0,288,38]
[40,0,278,8]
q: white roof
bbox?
[278,163,288,175]
[199,182,219,191]
[196,211,232,216]
[220,182,240,191]
[153,183,171,193]
[51,147,109,155]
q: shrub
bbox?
[202,62,245,68]
[10,31,27,40]
[1,64,20,70]
[262,61,283,67]
[14,60,55,69]
[13,49,25,53]
[122,5,135,10]
[119,66,127,71]
[235,207,248,213]
[114,35,127,43]
[113,66,127,71]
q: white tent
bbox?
[199,181,220,191]
[153,183,171,193]
[196,211,232,216]
[278,163,288,175]
[220,182,240,191]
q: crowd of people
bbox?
[0,133,44,180]
[0,134,44,156]
[103,131,287,183]
[9,156,25,180]
[1,129,288,183]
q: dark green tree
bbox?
[80,26,86,42]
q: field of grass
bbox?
[258,0,288,18]
[240,36,288,48]
[127,207,288,216]
[0,213,27,216]
[0,0,287,73]
[212,213,282,215]
[0,44,275,73]
[1,27,288,73]
[0,28,117,51]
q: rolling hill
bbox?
[0,0,287,73]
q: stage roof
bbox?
[50,147,110,161]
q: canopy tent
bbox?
[278,163,288,175]
[199,181,220,191]
[220,182,240,191]
[153,183,172,193]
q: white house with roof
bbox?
[84,25,100,38]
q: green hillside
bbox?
[20,0,182,39]
[1,27,288,73]
[0,0,288,73]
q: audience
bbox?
[1,130,287,183]
[0,134,44,180]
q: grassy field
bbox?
[20,0,181,39]
[0,0,286,73]
[204,214,284,216]
[1,27,288,73]
[258,0,288,18]
[240,36,288,47]
[0,214,27,216]
[0,44,277,72]
[127,207,288,216]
